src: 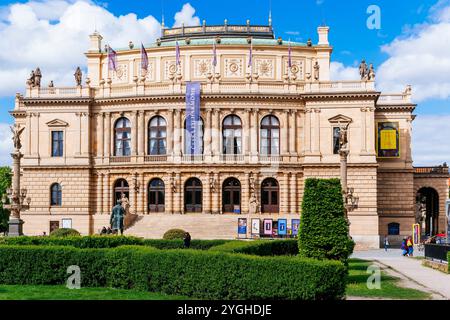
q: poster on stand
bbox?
[291,219,300,236]
[278,219,287,236]
[238,218,247,236]
[251,218,260,235]
[263,219,273,236]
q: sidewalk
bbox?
[352,249,450,299]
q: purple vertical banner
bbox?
[185,82,201,155]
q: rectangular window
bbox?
[51,131,63,157]
[333,127,340,154]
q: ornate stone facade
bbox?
[10,24,448,248]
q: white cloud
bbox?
[412,115,450,166]
[330,61,359,81]
[173,3,200,27]
[0,124,12,166]
[0,0,203,97]
[376,1,450,101]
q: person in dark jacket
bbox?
[183,232,191,248]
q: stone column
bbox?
[406,118,413,164]
[26,113,31,156]
[131,172,138,214]
[31,113,40,156]
[245,110,251,157]
[140,173,145,215]
[281,172,289,214]
[360,107,367,153]
[204,109,212,161]
[98,113,104,158]
[75,112,82,155]
[97,172,103,214]
[104,112,111,158]
[173,110,181,159]
[82,112,90,156]
[367,107,376,154]
[103,171,110,214]
[313,109,321,153]
[289,111,297,157]
[167,110,174,157]
[212,172,220,214]
[243,172,250,214]
[250,109,259,161]
[296,111,302,156]
[178,173,183,214]
[289,172,297,214]
[304,108,312,153]
[212,109,220,161]
[205,172,212,214]
[167,173,173,214]
[132,111,138,156]
[282,110,289,155]
[137,111,145,156]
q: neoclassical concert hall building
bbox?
[11,22,449,248]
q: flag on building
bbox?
[141,43,148,72]
[108,46,117,71]
[288,40,292,68]
[248,40,253,68]
[175,41,181,66]
[212,42,217,68]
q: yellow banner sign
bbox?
[380,129,397,149]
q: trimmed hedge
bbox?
[0,245,347,300]
[0,236,228,251]
[163,229,186,240]
[210,240,299,256]
[299,178,354,264]
[50,228,81,237]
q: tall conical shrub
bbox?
[298,178,354,263]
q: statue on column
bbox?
[359,60,369,80]
[10,124,25,150]
[120,193,130,215]
[110,198,126,235]
[249,174,259,214]
[368,63,375,80]
[34,68,42,87]
[313,61,320,81]
[74,67,83,86]
[338,124,349,152]
[27,70,35,87]
[209,176,217,193]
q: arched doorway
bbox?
[222,178,241,213]
[185,178,202,213]
[148,178,165,213]
[416,187,439,236]
[113,179,129,205]
[261,178,279,213]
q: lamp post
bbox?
[2,124,30,237]
[338,123,359,222]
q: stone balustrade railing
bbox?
[378,92,412,104]
[23,80,376,99]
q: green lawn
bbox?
[346,259,431,300]
[0,285,189,300]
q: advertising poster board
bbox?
[61,218,72,229]
[291,219,300,236]
[263,219,273,236]
[376,122,400,158]
[251,218,260,235]
[278,219,287,236]
[238,218,247,235]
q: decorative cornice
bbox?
[375,104,416,112]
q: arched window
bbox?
[222,177,241,213]
[184,118,204,155]
[260,115,279,155]
[113,179,129,205]
[50,183,62,206]
[222,115,242,155]
[261,178,279,213]
[114,117,131,156]
[184,178,202,213]
[388,222,400,235]
[148,178,165,213]
[148,116,167,155]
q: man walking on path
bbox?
[384,235,389,252]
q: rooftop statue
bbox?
[34,67,42,87]
[359,60,369,80]
[368,63,375,80]
[313,61,320,81]
[74,67,82,86]
[27,70,35,87]
[338,124,349,152]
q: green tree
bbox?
[298,178,354,264]
[0,167,12,233]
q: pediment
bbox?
[328,114,353,124]
[46,119,69,127]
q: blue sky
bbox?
[0,0,449,165]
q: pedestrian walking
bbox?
[406,236,414,257]
[384,235,390,251]
[183,232,191,248]
[401,238,408,256]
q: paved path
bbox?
[352,249,450,299]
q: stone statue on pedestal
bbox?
[34,68,42,87]
[10,125,25,150]
[338,125,349,152]
[313,61,320,81]
[368,64,375,80]
[74,67,83,86]
[27,70,35,86]
[359,60,368,80]
[110,199,126,235]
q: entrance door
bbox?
[261,178,279,213]
[114,179,129,205]
[222,178,241,213]
[49,221,59,233]
[185,178,202,213]
[148,178,165,213]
